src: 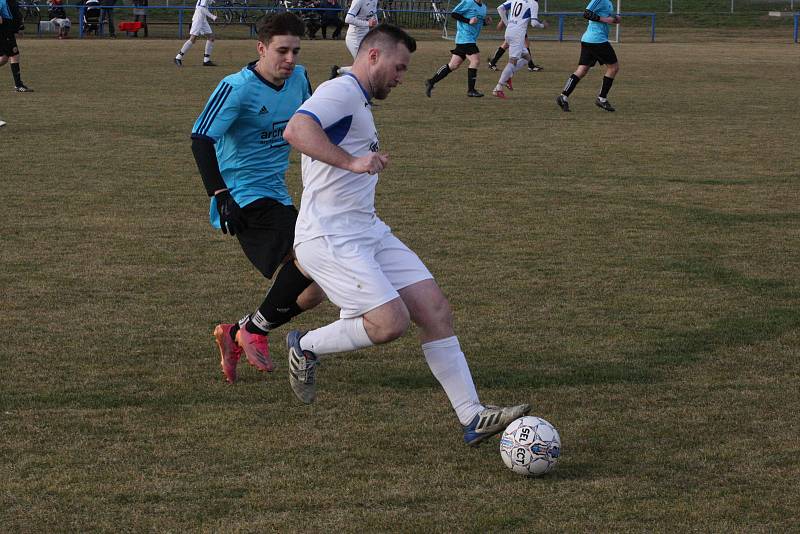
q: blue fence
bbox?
[50,5,657,41]
[795,11,799,42]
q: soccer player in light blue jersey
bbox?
[0,0,33,91]
[425,0,491,98]
[556,0,620,112]
[191,12,325,384]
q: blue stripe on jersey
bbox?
[523,8,530,18]
[296,109,321,126]
[195,83,230,135]
[585,0,603,12]
[343,73,371,102]
[501,1,510,10]
[196,83,233,136]
[324,115,353,146]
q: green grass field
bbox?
[1,31,799,531]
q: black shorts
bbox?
[450,42,480,59]
[235,198,298,279]
[578,41,618,67]
[0,30,20,58]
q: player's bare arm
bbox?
[284,113,388,174]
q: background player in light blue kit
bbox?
[425,0,491,98]
[556,0,620,112]
[190,12,325,384]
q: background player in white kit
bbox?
[329,0,377,79]
[175,0,218,67]
[492,0,546,99]
[283,24,531,447]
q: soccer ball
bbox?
[500,416,561,476]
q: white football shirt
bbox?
[345,0,378,41]
[293,74,382,245]
[193,0,214,23]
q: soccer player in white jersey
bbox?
[329,0,377,79]
[174,0,218,67]
[492,0,546,99]
[283,24,531,447]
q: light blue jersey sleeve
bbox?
[451,0,470,15]
[191,80,241,143]
[0,0,13,20]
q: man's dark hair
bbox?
[257,12,306,43]
[359,23,417,55]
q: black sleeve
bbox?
[9,0,24,31]
[304,69,313,95]
[583,9,601,22]
[191,135,227,197]
[450,12,470,23]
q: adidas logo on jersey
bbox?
[259,106,269,114]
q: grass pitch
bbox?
[1,31,799,532]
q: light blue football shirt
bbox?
[0,0,13,20]
[452,0,487,44]
[191,62,312,229]
[582,0,614,44]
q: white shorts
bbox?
[505,26,528,59]
[345,31,365,59]
[295,224,433,319]
[51,17,71,29]
[190,18,213,36]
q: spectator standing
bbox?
[132,0,147,37]
[299,0,321,39]
[319,0,343,39]
[47,0,71,39]
[101,0,116,38]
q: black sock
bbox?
[10,63,22,87]
[467,68,477,91]
[246,302,302,335]
[562,73,580,97]
[230,322,241,341]
[599,76,614,98]
[490,46,505,65]
[247,260,312,335]
[527,48,534,67]
[429,64,451,84]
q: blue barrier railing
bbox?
[521,12,656,42]
[45,5,656,42]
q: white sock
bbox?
[498,62,515,86]
[177,40,193,58]
[204,41,214,62]
[422,336,482,426]
[338,65,352,75]
[300,317,373,356]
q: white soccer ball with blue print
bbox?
[500,416,561,476]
